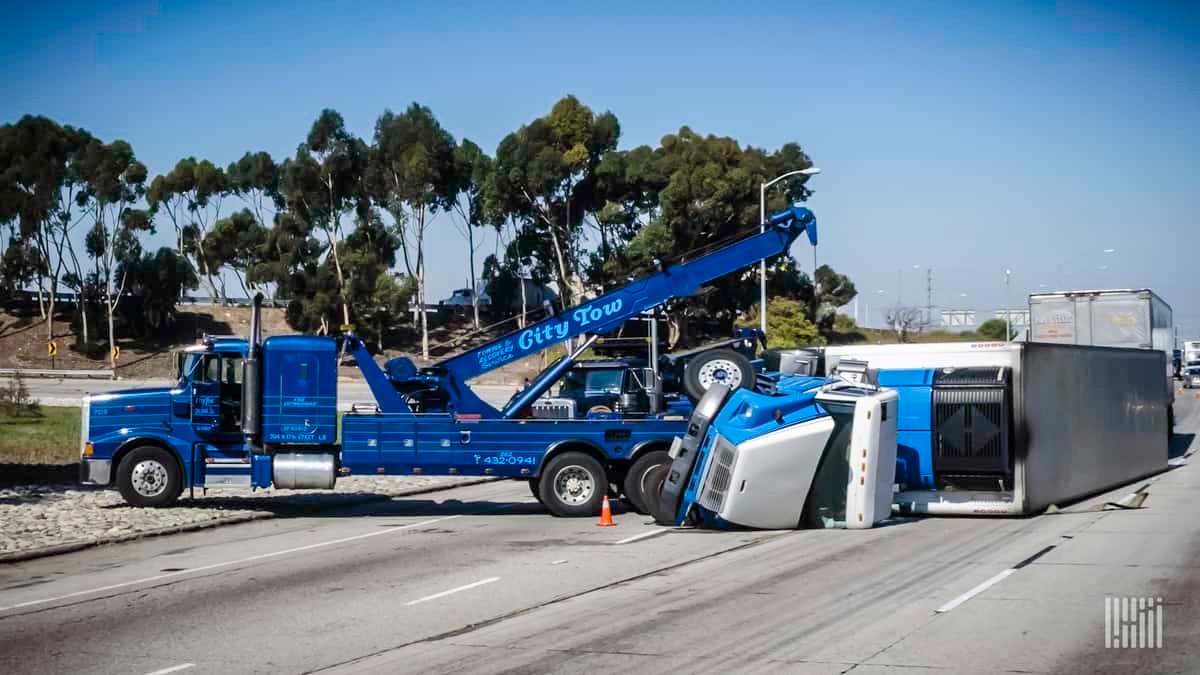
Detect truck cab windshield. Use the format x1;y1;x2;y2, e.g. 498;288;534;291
178;353;203;383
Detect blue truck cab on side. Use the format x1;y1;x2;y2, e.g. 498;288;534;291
78;205;821;517
80;336;255;505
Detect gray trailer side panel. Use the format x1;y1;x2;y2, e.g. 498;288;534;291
1020;343;1167;513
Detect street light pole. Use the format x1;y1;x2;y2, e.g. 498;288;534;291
1004;268;1013;341
760;167;821;336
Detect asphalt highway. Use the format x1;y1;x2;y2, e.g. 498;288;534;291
1;394;1197;674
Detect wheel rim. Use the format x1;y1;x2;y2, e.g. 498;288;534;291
553;465;595;506
697;359;743;389
130;459;169;498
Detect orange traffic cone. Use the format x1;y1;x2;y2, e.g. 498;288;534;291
596;495;616;527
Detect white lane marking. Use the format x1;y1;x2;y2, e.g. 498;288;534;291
613;529;669;545
0;515;463;614
143;664;195;675
935;568;1016;613
403;577;501;606
551;559;568;565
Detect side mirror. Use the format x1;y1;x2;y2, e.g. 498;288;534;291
175;352;186;380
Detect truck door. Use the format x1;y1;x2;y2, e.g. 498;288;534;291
191;354;222;434
192;353;243;436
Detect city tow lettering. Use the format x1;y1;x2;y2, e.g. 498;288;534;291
516;298;624;351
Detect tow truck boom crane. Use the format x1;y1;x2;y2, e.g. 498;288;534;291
366;206;818;418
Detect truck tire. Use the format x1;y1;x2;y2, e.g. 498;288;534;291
642;462;675;525
527;478;545;505
116;445;182;508
683;348;754;402
623;449;671;515
538;451;607;517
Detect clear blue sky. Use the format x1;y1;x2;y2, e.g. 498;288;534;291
4;0;1198;334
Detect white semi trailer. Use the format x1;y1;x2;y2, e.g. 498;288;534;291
1028;289;1174;426
822;341;1169;516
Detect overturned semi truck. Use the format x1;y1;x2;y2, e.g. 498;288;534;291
650;341;1170;528
646;361;900;530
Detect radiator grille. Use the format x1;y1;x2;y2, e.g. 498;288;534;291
531;398;576;419
932;385;1010;477
698;437;737;514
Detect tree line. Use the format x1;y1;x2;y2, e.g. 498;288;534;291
0;96;857;366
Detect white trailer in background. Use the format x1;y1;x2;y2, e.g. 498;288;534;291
1028;289;1174;423
1183;340;1200;368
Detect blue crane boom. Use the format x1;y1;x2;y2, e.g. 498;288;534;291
371;206;818;418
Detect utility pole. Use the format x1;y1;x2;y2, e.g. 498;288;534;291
925;267;934;328
1004;268;1013;341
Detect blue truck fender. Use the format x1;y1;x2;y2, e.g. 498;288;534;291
534;439;610;478
628;439;672;464
104;434;192;486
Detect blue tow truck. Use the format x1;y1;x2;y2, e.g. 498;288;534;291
79;206;819;516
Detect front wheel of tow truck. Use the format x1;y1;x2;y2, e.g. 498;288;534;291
538;452;607;517
115;445;182;508
623;449;671;514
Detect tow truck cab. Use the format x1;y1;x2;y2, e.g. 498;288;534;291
80;335;339;506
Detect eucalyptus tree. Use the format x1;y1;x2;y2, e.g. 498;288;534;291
147;157;229;301
118;247;198;333
491;96;620;308
76;139;152;368
450;139;496;329
369;103;457;359
226;151;280;226
205;209;268;299
225;151;280;301
279;109;369;332
0;116;93;340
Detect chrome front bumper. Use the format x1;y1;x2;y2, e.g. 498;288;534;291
79;459;112;485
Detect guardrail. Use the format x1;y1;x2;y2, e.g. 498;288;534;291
0;368;114;380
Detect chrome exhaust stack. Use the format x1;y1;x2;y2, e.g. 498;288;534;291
241;293;264;439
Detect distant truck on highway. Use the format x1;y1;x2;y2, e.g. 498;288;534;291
1029;289;1175;426
1183;340;1200;369
1182;341;1200;389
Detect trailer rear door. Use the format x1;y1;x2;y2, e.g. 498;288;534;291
1088;293;1152;349
1029;296;1079;343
